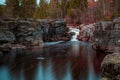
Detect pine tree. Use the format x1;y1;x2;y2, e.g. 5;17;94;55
67;0;88;23
21;0;36;18
35;0;48;19
49;0;60;18
60;0;68;18
6;0;14;17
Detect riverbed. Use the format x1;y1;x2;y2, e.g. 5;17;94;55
0;41;108;80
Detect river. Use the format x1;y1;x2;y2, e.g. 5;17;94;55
0;41;108;80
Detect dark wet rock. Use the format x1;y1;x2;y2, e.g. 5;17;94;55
101;53;120;80
0;51;2;54
0;43;12;52
40;19;69;41
0;31;15;43
0;18;68;49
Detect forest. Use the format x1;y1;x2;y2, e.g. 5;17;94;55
0;0;120;24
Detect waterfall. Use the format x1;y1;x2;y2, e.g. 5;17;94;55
69;28;80;41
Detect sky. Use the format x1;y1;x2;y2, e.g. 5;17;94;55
0;0;5;5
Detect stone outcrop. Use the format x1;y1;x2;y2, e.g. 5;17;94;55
78;24;95;42
101;52;120;80
95;17;120;80
93;17;120;51
0;18;68;51
0;20;16;51
38;19;69;41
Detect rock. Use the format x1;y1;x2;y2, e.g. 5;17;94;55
93;17;120;50
101;21;113;30
113;17;120;23
0;18;69;48
79;24;95;42
0;31;15;43
94;21;102;30
115;39;120;46
28;27;36;32
0;43;12;52
0;51;2;55
101;53;120;80
31;39;43;46
114;23;120;30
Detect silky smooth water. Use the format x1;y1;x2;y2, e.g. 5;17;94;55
69;28;80;41
0;41;107;80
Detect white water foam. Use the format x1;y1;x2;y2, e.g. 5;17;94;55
69;28;80;41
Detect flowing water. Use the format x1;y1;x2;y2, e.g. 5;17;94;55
0;41;108;80
69;28;80;41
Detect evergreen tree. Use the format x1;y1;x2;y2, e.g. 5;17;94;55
49;0;60;18
60;0;68;18
6;0;21;18
67;0;88;23
6;0;14;17
21;0;36;18
35;0;48;19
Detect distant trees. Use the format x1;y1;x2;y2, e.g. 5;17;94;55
67;0;88;24
114;0;120;16
21;0;36;18
6;0;14;17
0;0;119;23
5;0;36;18
60;0;68;18
49;0;61;18
35;0;48;19
0;5;5;17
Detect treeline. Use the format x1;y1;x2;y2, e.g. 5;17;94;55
0;0;120;24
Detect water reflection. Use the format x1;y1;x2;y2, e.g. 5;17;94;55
0;66;11;80
0;41;107;80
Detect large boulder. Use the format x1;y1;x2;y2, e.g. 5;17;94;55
101;52;120;80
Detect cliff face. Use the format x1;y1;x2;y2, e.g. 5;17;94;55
93;17;120;51
0;18;68;51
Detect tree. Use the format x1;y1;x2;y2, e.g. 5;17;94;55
6;0;21;18
114;0;120;17
35;0;49;19
60;0;68;18
67;0;88;24
49;0;61;18
0;5;5;17
6;0;14;17
21;0;36;18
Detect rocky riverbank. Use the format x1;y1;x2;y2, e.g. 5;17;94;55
93;17;120;51
101;49;120;80
72;17;120;52
92;17;120;80
0;18;69;52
